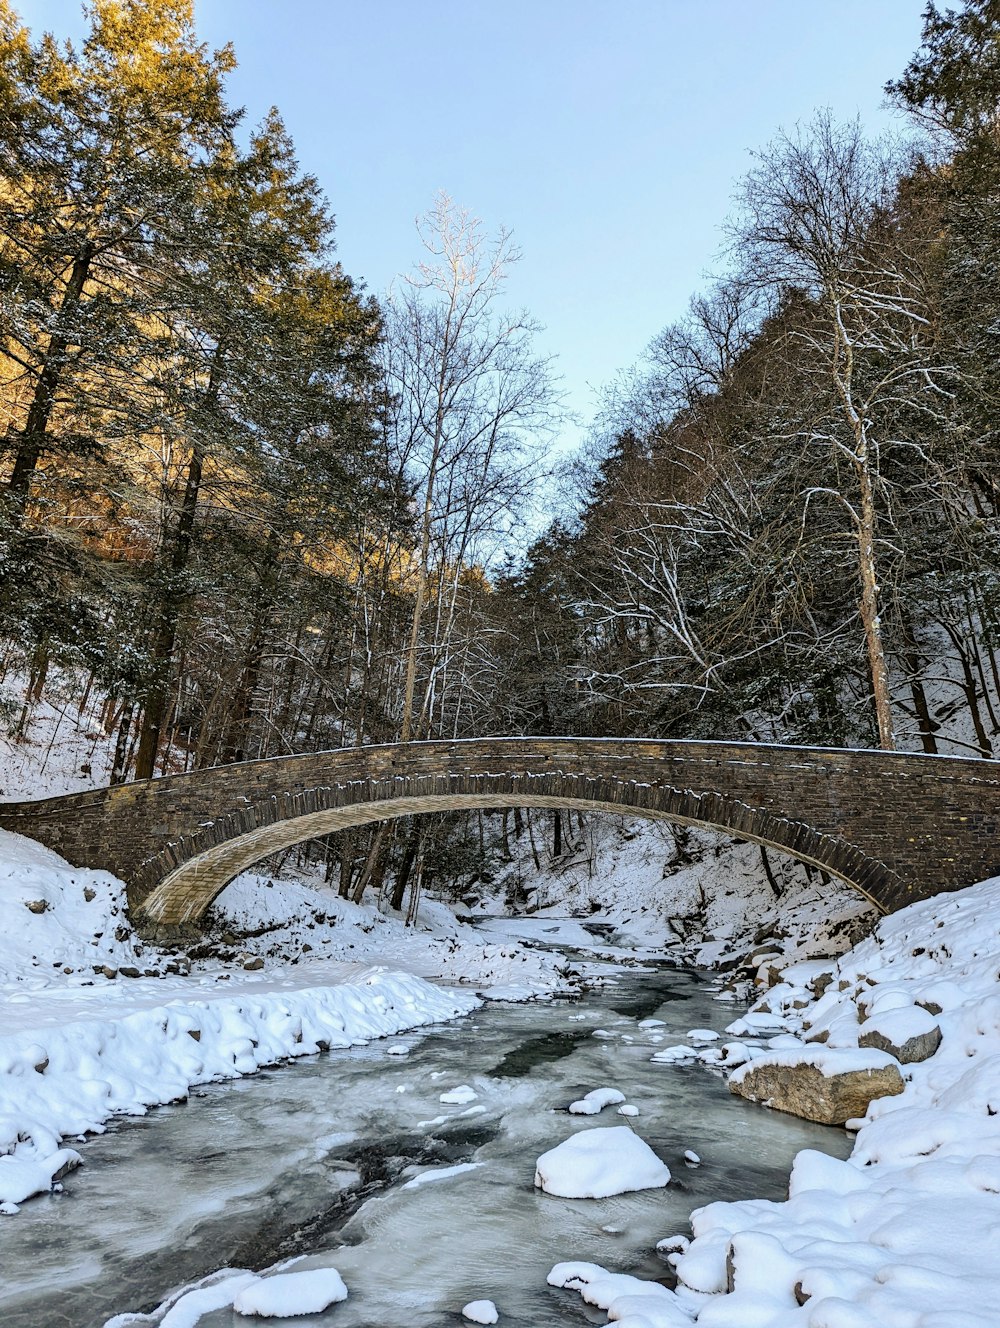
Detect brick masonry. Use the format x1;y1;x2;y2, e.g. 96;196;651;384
2;738;999;930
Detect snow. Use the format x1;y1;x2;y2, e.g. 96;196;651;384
0;1146;80;1207
548;1263;694;1327
726;1044;900;1085
0;803;612;1215
568;1086;626;1114
650;1044;699;1063
105;1270;261;1328
401;1161;484;1189
7;699;1000;1324
440;1083;478;1104
461;1299;499;1324
857;1002;939;1044
534;1126;671;1198
0;965;478;1207
232;1267;348;1317
479;812;878;975
105;1266;349;1325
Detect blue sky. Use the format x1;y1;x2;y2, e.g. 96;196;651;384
23;1;928;453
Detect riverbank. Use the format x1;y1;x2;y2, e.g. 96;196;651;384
555;873;1000;1327
0;826;576;1211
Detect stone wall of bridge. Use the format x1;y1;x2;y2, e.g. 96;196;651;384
2;739;999;928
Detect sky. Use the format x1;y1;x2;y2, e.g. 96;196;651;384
22;0;930;457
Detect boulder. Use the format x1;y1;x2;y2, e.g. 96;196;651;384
858;1006;941;1064
728;1048;904;1125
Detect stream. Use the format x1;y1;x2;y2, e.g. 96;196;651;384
0;942;852;1327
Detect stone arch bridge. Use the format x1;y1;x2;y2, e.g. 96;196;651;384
2;738;999;934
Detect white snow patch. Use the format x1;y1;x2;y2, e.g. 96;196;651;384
534;1126;671;1198
461;1299;499;1324
439;1084;478;1104
568;1086;626;1115
232;1267;348;1317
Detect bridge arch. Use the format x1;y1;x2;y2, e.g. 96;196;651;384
135;769;902;926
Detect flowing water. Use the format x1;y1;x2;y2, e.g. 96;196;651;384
0;950;852;1327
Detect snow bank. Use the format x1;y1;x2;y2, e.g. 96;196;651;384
555;874;1000;1327
0;829;171;986
0;824;577;1212
0;970;477;1209
482;813;877;974
534;1126;671;1198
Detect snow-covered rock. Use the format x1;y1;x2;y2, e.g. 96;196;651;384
461;1299;499;1324
232;1267;348;1317
0;1146;81;1206
440;1084;478;1104
568;1086;625;1115
858;1004;942;1063
548;1262;693;1327
728;1046;905;1124
534;1126;671;1198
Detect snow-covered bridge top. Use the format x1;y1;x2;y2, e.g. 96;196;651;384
2;738;998;934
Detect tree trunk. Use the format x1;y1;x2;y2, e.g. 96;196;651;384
391;820;421;911
759;844;781;899
110;703;135;785
351;822;389;904
899;621;938;755
854;457;895;749
6;245;94;519
338;831;356;898
134;442;204;780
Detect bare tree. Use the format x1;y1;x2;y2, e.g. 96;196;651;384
384;193;562;743
733;113;947;749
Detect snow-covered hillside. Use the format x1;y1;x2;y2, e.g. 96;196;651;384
483;814;877;983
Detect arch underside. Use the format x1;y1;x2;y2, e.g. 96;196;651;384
135;775;900;925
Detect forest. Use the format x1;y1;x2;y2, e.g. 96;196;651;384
2;0;1000;910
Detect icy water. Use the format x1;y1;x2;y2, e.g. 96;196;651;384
0;955;852;1328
